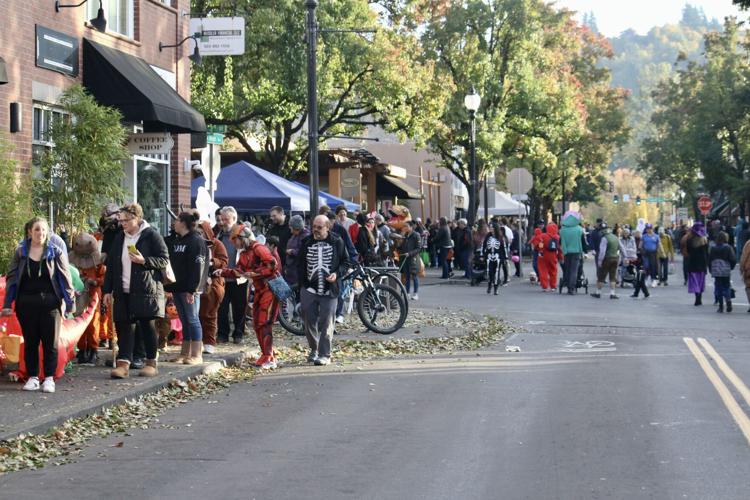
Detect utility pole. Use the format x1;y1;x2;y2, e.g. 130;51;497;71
305;0;320;215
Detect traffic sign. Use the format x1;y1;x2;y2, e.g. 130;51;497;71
207;124;227;134
206;132;224;145
677;207;689;220
506;168;533;195
697;196;713;215
511;194;528;201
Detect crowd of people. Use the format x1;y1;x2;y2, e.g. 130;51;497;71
3;201;750;394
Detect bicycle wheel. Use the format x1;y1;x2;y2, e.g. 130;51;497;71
373;271;409;309
278;287;305;336
357;284;407;334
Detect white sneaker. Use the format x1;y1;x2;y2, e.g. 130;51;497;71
42;378;55;393
411;294;419;301
23;377;40;391
203;344;215;354
314;356;331;366
261;359;277;370
335;315;344;324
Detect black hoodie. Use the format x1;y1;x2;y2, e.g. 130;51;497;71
164;230;208;294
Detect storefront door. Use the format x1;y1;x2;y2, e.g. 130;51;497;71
126;155;170;235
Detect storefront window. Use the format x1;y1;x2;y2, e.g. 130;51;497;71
124;154;170;235
87;0;134;39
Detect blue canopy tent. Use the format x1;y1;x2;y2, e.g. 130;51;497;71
191;161;324;214
292;181;360;212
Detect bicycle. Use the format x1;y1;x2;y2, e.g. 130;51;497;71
278;263;407;336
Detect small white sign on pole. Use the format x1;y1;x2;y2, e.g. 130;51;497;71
189;17;245;56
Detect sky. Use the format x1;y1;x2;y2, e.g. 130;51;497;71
553;0;744;37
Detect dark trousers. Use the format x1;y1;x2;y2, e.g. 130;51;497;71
218;280;248;341
439;247;451;278
116;318;158;362
643;251;658;281
632;269;650;297
659;257;669;283
16;305;60;379
715;276;732;303
563;253;581;292
460;249;471;278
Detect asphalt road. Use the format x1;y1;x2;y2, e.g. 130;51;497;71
2;258;750;499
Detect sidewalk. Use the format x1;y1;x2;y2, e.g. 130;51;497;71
0;303;483;441
0;350;243;442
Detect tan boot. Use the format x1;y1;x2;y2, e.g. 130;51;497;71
173;341;190;364
184;341;203;365
110;360;130;379
139;359;158;377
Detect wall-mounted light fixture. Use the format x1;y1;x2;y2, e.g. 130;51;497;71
159;34;202;65
55;0;107;33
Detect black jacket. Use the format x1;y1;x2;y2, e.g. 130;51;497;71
103;225;169;321
164;230;209;294
298;232;348;297
267;222;292;265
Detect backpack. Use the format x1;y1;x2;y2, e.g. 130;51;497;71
547;237;558;252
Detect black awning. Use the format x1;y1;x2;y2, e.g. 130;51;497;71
377;175;423;199
0;57;8;85
82;39;205;134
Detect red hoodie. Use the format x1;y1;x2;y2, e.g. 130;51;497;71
539;223;562;261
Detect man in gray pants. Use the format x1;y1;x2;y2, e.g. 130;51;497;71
298;215;348;366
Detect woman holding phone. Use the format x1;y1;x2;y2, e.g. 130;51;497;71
103;203;169;378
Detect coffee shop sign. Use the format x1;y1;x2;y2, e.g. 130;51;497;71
127;133;174;155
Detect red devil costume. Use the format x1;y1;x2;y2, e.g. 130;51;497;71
536;223;562;291
220;225;280;368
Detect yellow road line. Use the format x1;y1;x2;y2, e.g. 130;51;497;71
697;337;750;408
683;337;750;446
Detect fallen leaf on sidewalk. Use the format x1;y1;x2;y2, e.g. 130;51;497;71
111;442;124;448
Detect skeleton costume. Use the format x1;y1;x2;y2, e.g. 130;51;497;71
482;230;508;295
298;232;347;361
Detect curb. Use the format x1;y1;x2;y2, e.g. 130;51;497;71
0;353;242;442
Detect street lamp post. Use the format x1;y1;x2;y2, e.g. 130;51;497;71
464;87;480;226
305;0;320;216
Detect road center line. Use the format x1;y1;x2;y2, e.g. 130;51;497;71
683;337;750;446
697;338;750;407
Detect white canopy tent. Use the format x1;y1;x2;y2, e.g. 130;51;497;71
478;190;528;216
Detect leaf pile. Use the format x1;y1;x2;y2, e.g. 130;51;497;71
274;317;510;365
0;367;254;475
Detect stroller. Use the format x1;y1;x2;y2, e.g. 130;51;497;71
469;249;486;286
619;262;637;288
558;258;589;294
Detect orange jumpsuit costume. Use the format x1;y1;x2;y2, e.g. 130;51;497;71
221;240;280;365
198;221;228;347
537;223;562;290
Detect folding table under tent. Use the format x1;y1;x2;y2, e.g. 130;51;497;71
191;161;325;214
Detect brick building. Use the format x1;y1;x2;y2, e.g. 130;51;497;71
0;0;205;234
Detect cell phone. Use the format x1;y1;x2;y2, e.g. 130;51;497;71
127;244;137;254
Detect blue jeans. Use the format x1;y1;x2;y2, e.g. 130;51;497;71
174;293;203;342
461;249;471;278
404;274;419;294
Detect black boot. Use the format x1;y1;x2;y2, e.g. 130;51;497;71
493;285;498;295
694;293;702;306
726;300;732;313
487;283;492;294
76;348;88;364
717;298;724;313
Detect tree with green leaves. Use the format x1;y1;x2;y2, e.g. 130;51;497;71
0;136;32;273
639;20;750;216
416;0;627;223
36;85;128;233
191;0;445;175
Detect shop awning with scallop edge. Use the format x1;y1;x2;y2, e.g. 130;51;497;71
377;174;424;199
82;39;206;134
